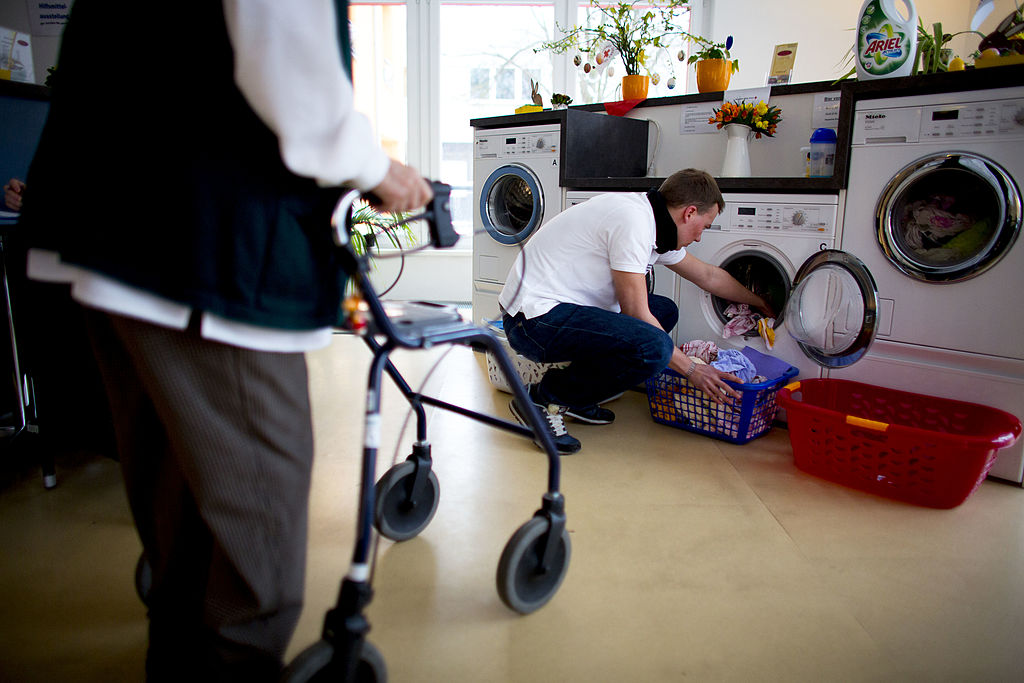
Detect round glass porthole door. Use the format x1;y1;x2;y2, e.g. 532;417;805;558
479;163;545;245
876;152;1022;283
785;250;878;369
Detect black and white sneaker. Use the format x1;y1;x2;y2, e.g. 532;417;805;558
509;394;582;455
565;403;615;425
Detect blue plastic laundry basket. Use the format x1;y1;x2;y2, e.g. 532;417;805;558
646;355;798;445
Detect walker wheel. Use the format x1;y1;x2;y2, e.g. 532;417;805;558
496;516;571;614
279;638;387;683
373;460;440;541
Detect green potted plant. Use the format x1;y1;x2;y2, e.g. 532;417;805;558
538;0;694;100
913;20;985;74
687;34;739;92
349;201;415;256
550;93;573;109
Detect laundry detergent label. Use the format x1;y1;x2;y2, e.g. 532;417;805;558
858;0;911;76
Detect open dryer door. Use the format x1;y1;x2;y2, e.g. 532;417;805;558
784;249;879;369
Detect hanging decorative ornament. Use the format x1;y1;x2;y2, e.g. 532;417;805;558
651;72;661;85
592;42;618;76
583;62;592;74
667;75;677;89
677;49;686;62
574;54;582;67
607;65;614;77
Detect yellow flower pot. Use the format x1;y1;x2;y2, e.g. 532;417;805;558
621;74;650;100
695;59;732;93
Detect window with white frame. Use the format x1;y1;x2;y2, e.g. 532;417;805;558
349;0;696;248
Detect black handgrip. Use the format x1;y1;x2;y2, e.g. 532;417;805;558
425;182;457;249
357;181;456;249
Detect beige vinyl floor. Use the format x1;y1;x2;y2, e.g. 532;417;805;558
2;331;1023;682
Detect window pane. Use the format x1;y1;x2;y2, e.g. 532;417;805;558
349;4;408;163
440;3;557;239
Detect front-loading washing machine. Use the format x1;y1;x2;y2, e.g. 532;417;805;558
674;193;844;384
829;86;1024;484
472;125;562;325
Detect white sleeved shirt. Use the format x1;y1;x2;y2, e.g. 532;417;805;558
27;0;390;352
498;193;687;319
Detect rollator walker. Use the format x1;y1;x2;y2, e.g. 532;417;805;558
280;183;571;682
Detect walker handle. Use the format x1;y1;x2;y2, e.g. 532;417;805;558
331;182;456;249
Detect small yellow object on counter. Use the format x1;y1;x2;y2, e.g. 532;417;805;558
975;53;1024;68
947;57;965;71
514;105;543;114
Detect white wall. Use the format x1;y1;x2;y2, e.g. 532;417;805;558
630;91;827;178
366;249;472;304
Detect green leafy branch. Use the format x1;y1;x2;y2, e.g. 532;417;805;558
538;0;695;76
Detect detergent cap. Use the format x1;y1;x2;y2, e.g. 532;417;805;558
810;128;837;143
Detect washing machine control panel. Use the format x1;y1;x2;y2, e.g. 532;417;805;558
854;97;1024;144
919;98;1024;140
710;202;836;236
475;129;560;159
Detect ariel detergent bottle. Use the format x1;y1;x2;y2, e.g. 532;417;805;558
855;0;917;79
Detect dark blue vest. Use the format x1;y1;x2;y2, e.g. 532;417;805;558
20;0;353;330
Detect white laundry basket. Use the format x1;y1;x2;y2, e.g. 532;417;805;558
483;321;567;394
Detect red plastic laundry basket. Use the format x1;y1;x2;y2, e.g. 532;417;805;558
777;379;1022;509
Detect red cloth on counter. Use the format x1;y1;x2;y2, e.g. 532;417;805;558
604;99;645;116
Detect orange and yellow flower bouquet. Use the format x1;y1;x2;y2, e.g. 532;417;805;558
709;100;782;139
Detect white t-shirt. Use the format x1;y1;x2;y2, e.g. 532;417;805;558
499;193;687;319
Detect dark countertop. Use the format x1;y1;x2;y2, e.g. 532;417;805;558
472;64;1024;194
0;79;50;101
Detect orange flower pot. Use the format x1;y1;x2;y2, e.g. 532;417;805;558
621;74;650;100
695;59;732;93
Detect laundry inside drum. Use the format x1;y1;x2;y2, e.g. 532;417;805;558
890;166;1000;271
711;251;790;336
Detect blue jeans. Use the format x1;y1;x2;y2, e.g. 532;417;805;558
503;294;678;409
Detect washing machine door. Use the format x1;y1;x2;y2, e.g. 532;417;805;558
784;249;878;368
479;163;546;245
876;152;1022;283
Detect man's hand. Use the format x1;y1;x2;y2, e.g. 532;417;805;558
3;178;25;212
368;161;433;214
752;294;775;319
687;362;742;404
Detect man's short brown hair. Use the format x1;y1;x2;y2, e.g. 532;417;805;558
659;169;724;214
